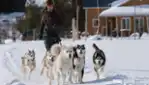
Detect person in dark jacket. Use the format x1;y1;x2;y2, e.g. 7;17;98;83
39;3;61;51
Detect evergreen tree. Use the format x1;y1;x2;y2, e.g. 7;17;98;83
16;0;85;34
16;2;42;33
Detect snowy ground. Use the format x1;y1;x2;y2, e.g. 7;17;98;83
1;36;149;85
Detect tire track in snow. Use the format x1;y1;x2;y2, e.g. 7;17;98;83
3;46;48;85
3;47;26;85
6;79;25;85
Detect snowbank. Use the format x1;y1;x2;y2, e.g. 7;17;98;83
3;39;22;44
4;39;13;44
141;32;149;39
87;35;103;41
1;39;149;85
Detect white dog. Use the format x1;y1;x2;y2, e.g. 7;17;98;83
72;44;86;84
51;45;74;85
21;49;36;80
40;43;61;78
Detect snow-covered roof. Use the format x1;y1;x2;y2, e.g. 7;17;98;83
99;5;149;17
111;0;130;7
0;12;25;23
8;12;25;18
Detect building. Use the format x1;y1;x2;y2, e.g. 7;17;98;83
100;0;149;37
83;0;115;35
84;0;149;36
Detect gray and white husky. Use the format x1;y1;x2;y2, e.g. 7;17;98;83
21;49;36;80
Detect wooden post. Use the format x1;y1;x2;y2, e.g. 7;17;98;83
95;17;99;35
72;18;76;41
76;0;79;40
110;19;113;40
134;5;137;39
148;18;149;33
116;17;119;38
33;29;36;40
85;9;88;33
105;17;108;37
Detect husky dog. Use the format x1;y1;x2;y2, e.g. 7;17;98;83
52;45;74;85
92;43;106;80
40;43;61;78
72;44;85;84
40;51;55;78
76;44;86;78
21;49;36;80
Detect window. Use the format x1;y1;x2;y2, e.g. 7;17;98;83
134;17;144;32
92;18;100;28
121;17;130;30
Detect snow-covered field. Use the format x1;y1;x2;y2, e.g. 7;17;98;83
1;37;149;85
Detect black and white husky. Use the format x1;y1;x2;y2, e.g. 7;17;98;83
72;44;85;84
92;43;106;80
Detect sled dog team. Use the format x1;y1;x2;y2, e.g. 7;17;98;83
21;43;106;85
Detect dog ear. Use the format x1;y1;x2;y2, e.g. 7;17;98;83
28;49;31;53
32;50;35;55
76;44;80;48
82;44;85;49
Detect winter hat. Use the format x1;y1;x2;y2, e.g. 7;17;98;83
46;0;54;7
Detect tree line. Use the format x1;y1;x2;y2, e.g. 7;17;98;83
1;0;85;36
0;0;26;13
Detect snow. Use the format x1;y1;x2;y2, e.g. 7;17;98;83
0;37;149;85
4;39;14;44
129;32;140;38
3;39;22;44
100;5;149;17
7;12;25;18
0;12;25;24
141;33;149;39
87;35;103;41
111;0;130;7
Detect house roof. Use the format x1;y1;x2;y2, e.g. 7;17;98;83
110;0;130;7
83;0;115;8
99;5;149;17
